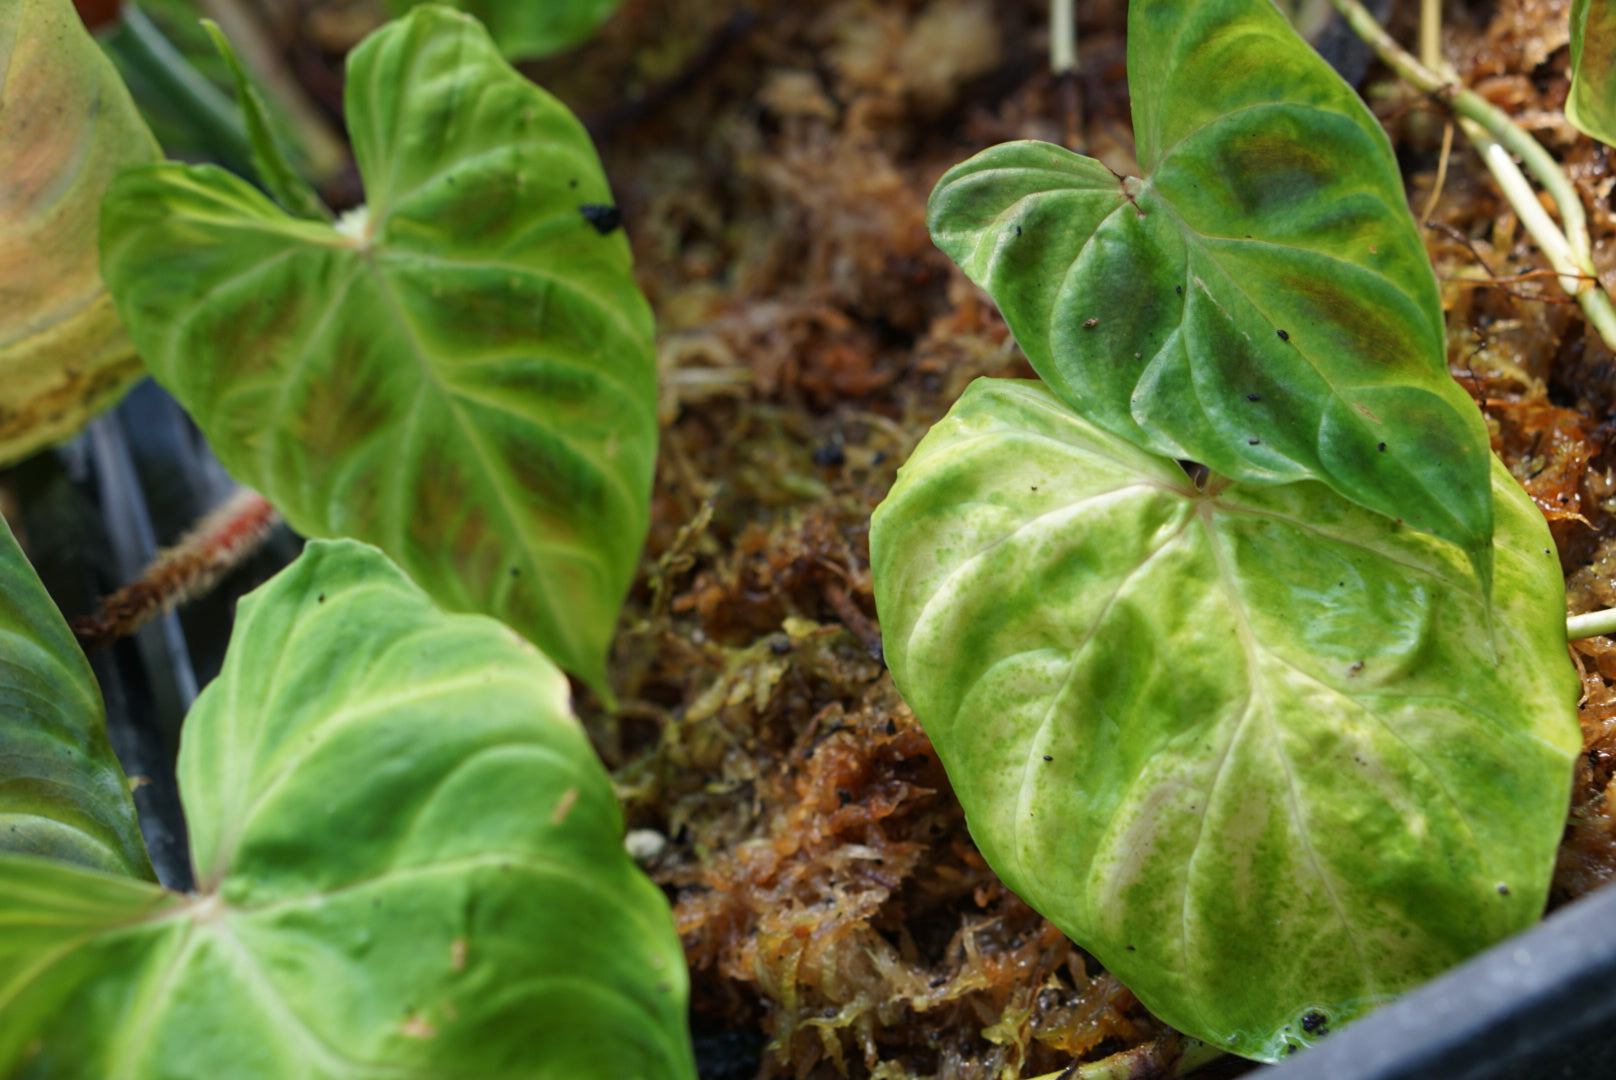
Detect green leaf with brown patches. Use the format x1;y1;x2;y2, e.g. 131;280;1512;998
927;0;1493;581
0;510;153;880
382;0;624;59
1570;0;1616;147
99;5;656;694
0;540;695;1079
871;378;1578;1062
0;0;158;467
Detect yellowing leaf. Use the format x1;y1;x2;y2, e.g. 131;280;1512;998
0;0;157;464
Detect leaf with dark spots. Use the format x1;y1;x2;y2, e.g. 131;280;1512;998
926;0;1493;579
872;379;1577;1063
100;7;656;694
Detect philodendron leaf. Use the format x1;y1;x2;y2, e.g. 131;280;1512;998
871;378;1579;1062
383;0;623;59
0;0;157;466
101;5;656;695
0;512;153;880
928;0;1494;579
1569;0;1616;147
0;539;696;1080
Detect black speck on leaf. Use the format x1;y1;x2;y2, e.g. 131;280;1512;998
569;178;578;188
1015;224;1023;237
1042;754;1053;761
1247;393;1261;401
1247;437;1260;445
1498;883;1511;895
579;204;622;235
1276;329;1289;341
1301;1012;1329;1035
317;593;326;603
1175;285;1183;294
1377;442;1387;452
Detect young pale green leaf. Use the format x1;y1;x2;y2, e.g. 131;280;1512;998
0;539;696;1080
101;5;657;695
871;378;1578;1062
1569;0;1616;146
201;19;331;222
928;0;1493;578
0;513;153;880
0;0;157;466
382;0;623;59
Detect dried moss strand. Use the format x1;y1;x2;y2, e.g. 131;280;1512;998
1328;0;1616;351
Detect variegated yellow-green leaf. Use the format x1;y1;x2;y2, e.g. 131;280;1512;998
0;0;157;466
0;511;152;879
0;540;696;1079
871;378;1578;1061
100;6;657;694
1570;0;1616;147
929;0;1493;584
383;0;623;59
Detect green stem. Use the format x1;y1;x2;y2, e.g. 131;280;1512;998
1327;0;1616;349
1568;608;1616;641
1051;0;1076;75
100;3;254;176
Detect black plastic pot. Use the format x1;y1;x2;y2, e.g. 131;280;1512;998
1260;880;1616;1080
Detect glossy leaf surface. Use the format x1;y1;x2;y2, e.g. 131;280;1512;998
928;0;1493;574
0;0;156;466
383;0;623;59
0;540;696;1080
1570;0;1616;147
101;5;657;693
0;513;152;879
871;379;1578;1062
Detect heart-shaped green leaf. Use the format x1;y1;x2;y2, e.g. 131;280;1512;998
0;512;152;880
1570;0;1616;147
871;378;1578;1062
100;5;657;694
382;0;624;59
928;0;1493;579
0;0;157;466
0;539;696;1080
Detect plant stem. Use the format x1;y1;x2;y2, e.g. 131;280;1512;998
1050;0;1076;75
1327;0;1616;350
73;488;281;649
1568;608;1616;641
